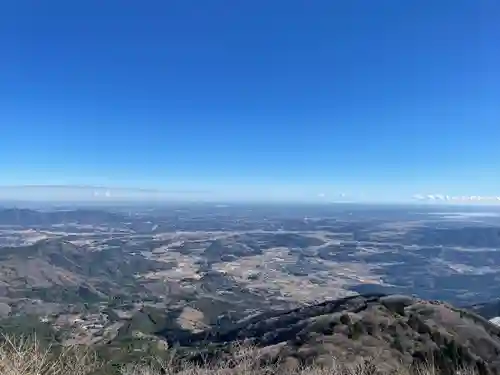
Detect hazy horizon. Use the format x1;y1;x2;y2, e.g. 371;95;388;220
1;184;500;207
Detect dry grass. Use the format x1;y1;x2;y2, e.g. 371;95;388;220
0;334;478;375
0;334;98;375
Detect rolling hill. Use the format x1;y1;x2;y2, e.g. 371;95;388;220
143;294;500;375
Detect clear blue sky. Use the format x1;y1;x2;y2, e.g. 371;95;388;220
1;1;499;202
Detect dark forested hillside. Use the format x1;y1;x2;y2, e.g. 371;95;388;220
152;294;500;375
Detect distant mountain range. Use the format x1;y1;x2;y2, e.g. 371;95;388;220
0;207;125;226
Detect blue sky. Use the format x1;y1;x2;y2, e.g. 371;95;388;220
1;1;499;202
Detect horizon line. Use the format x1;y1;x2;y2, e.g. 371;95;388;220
0;184;212;194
